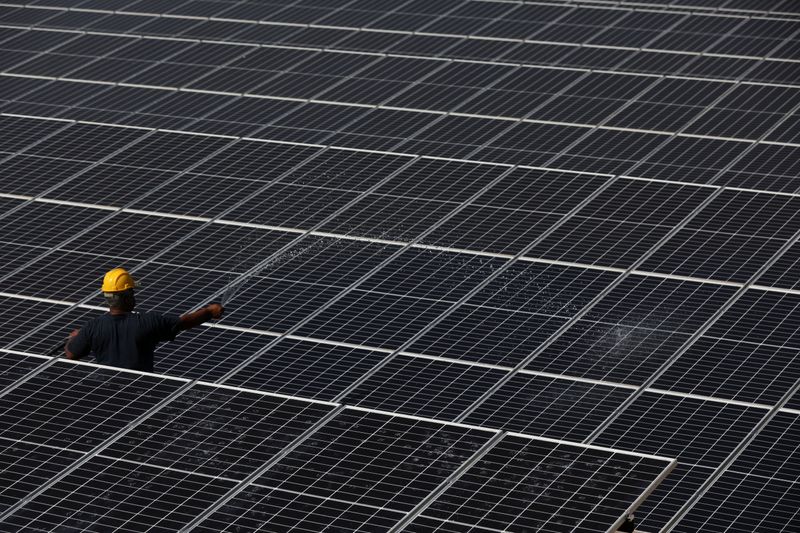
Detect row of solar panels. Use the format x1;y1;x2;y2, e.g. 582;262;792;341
1;119;799;284
1;114;800;530
2;25;800;140
0;354;677;532
1;3;800;83
1;0;798;59
2;2;799;531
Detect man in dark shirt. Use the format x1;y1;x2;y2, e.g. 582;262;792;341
66;267;225;372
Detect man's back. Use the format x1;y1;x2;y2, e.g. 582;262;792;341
68;311;181;372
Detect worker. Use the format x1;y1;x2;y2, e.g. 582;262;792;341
65;267;225;372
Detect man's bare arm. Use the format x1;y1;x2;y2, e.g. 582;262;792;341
178;303;225;331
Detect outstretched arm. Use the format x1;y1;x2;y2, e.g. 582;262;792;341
178;303;225;331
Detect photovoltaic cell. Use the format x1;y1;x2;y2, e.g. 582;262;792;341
153;327;271;382
193;485;404;532
410;305;568;367
0;154;90;196
528;180;715;268
131;174;279;219
9;52;95;78
45;164;179;207
0;241;49;280
468;263;619;317
632;137;747;184
593;392;765;468
401;117;512;159
71;211;204;260
0;352;46;391
463;373;633;441
360;250;507;302
404;516;500;533
192;140;321;181
129;263;233;316
472;122;587;167
423;206;562;255
0;297;70;348
423;435;673;533
318;158;508;240
223;183;360;229
344;355;507;420
729;412;800;481
722;144;800;193
154;224;297;273
758;242;800;290
0;361;184;448
410;262;618;366
706;290;800;350
225;337;387;400
0;197;26;215
258;238;400;289
528;276;738;383
104;384;335;479
642;229;786;283
12;306;106;356
2;455;237;532
2;249;141;301
23;122;147;161
684;190;800;240
634;463;715;532
105;131;232;171
672;472;800;533
0;438;82;515
295;290;453;350
257;409;494;511
222;277;343;333
0;202;112;250
652;337;800;405
436;188;592;245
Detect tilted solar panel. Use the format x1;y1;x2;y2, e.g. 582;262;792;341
1;1;799;531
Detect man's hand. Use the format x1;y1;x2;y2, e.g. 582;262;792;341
64;329;80;359
178;303;226;331
206;303;225;319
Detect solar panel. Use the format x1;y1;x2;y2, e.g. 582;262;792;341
1;1;799;531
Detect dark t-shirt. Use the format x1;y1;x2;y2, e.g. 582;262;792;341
68;311;182;372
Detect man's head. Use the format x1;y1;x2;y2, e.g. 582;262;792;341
105;288;136;311
102;268;138;312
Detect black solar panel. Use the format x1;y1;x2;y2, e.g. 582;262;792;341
1;1;799;531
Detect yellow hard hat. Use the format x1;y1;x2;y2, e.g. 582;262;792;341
101;267;138;293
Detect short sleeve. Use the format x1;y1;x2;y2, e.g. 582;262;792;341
147;312;182;342
67;324;92;358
